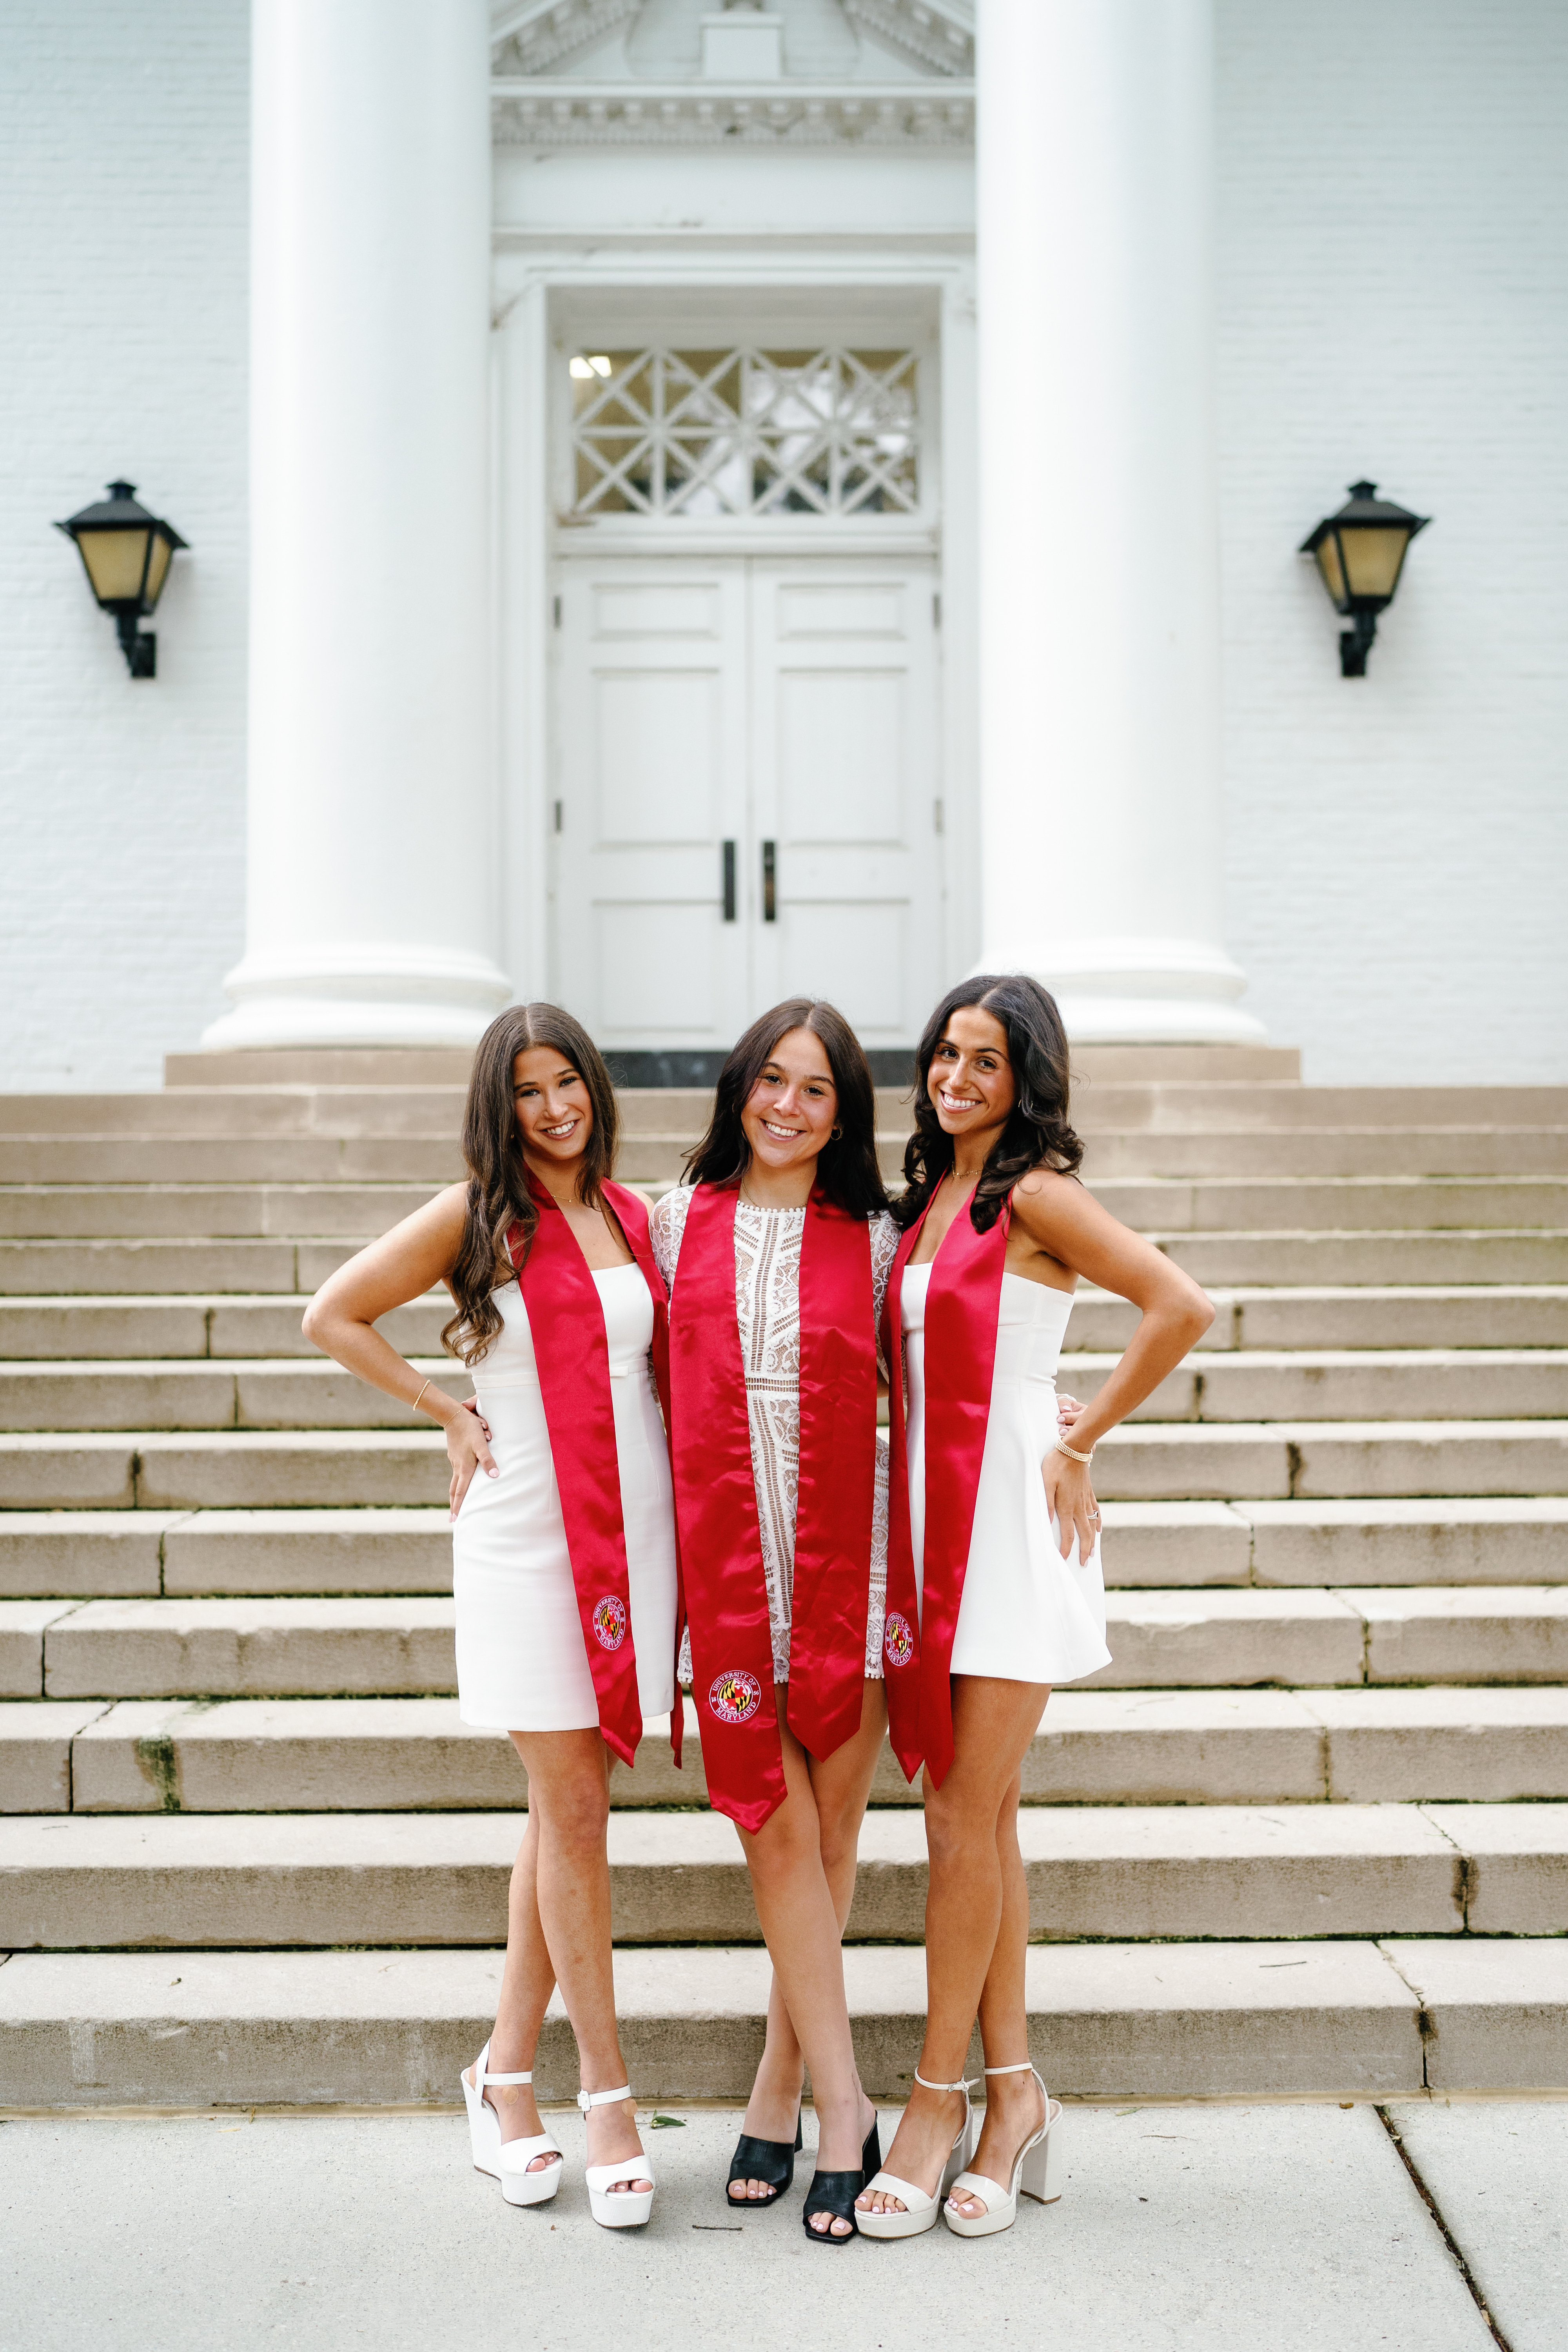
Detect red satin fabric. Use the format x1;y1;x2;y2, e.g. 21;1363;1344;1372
880;1186;1011;1788
505;1175;675;1770
667;1182;877;1833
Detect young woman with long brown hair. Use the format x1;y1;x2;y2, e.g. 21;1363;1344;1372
301;1003;677;2230
857;974;1214;2243
650;998;897;2243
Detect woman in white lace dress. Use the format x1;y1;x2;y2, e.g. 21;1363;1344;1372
651;999;897;2243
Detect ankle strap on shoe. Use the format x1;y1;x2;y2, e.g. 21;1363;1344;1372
982;2062;1035;2077
913;2071;973;2095
478;2067;532;2086
577;2084;633;2112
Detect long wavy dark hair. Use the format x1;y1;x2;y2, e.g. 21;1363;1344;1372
441;1003;619;1365
893;973;1083;1233
683;997;889;1220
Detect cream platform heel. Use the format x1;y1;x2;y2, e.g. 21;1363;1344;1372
855;2072;975;2241
461;2043;563;2207
944;2061;1063;2238
578;2084;655;2229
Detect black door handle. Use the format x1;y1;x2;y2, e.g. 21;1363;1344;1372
722;839;737;922
762;839;776;922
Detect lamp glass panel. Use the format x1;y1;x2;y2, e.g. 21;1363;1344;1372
1313;533;1347;608
76;526;151;604
1340;524;1410;601
143;533;174;608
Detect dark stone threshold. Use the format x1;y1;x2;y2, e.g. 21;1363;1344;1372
604;1049;918;1090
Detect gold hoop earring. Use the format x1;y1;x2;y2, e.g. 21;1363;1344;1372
830;1125;843;1140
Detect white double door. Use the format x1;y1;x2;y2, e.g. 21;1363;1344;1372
552;554;944;1054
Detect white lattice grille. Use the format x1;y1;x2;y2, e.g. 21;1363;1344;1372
566;347;921;517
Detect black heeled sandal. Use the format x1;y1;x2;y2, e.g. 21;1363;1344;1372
725;2107;803;2208
802;2112;881;2245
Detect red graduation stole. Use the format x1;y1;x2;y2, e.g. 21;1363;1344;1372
505;1174;678;1772
880;1184;1010;1789
668;1181;877;1834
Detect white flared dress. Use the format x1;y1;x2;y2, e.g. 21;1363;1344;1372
900;1263;1111;1686
651;1187;898;1686
451;1265;678;1730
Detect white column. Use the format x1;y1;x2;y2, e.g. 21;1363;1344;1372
203;0;510;1051
974;0;1263;1042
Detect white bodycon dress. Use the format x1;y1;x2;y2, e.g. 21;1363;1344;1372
451;1265;678;1730
900;1262;1111;1686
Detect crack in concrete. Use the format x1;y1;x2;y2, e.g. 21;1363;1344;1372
1375;2104;1516;2351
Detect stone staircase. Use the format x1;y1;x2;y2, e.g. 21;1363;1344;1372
2;1042;1566;2109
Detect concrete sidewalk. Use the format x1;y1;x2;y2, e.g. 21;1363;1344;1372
2;2099;1557;2352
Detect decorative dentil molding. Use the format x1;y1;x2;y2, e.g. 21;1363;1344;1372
491;0;640;80
492;77;973;144
842;0;972;77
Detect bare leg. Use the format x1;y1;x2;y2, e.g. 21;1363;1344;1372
464;1786;560;2172
857;1677;1049;2218
468;1727;648;2196
731;1678;888;2203
948;1759;1047;2220
735;1691;880;2234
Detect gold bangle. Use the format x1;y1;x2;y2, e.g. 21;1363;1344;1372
1054;1437;1094;1465
410;1378;433;1417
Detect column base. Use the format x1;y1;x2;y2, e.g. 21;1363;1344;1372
201;944;513;1052
973;937;1268;1046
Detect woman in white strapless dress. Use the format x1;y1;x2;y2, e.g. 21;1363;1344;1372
301;1003;672;2229
859;975;1217;2247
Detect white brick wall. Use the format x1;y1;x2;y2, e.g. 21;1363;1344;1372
0;0;249;1089
2;1;1564;1088
1216;0;1568;1082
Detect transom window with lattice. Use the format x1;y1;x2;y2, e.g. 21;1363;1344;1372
566;347;921;518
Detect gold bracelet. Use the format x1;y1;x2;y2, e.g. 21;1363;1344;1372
410;1378;432;1417
1054;1436;1094;1465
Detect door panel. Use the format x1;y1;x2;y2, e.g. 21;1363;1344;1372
552;554;942;1051
554;560;748;1047
751;559;941;1045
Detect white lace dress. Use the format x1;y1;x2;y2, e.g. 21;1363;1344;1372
650;1187;898;1685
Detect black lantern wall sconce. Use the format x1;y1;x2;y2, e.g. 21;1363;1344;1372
55;481;188;678
1300;481;1429;677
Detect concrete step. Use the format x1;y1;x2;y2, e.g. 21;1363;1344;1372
0;1089;469;1140
11;1935;1567;2103
6;1499;1563;1602
9;1349;1568;1432
1070;1348;1568;1423
5;1175;1566;1242
0;1239;312;1296
0;1293;448;1361
0;1136;467;1185
1082;1128;1568;1178
1082;1286;1568;1353
9;1285;1566;1361
2;1802;1560;1948
11;1684;1568;1815
1156;1231;1568;1284
11;1586;1564;1703
7;1419;1568;1512
0;1184;441;1241
1067;1084;1568;1133
0;1358;473;1433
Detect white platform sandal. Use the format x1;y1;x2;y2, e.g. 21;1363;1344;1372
461;2043;563;2207
854;2071;975;2240
578;2083;655;2229
944;2061;1063;2238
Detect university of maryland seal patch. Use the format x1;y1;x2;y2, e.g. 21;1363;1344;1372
591;1593;628;1651
882;1611;915;1669
708;1668;762;1724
